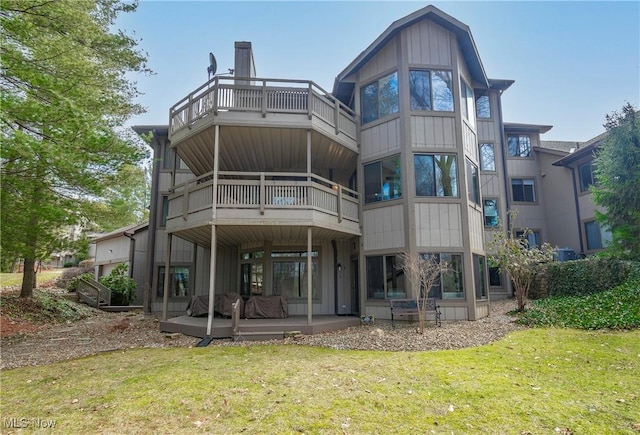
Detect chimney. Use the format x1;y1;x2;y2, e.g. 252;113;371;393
234;41;256;84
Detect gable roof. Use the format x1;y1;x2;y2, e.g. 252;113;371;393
92;223;149;243
333;5;489;103
552;131;608;167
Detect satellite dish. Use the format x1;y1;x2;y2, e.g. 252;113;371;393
207;52;217;78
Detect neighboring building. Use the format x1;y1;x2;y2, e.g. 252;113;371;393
133;5;608;328
92;223;149;304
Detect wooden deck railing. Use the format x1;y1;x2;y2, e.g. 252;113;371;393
77;277;112;308
168;171;359;224
169;77;357;140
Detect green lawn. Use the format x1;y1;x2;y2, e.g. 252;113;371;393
0;270;63;288
1;328;638;433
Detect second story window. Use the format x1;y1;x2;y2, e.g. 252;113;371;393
511;178;536;202
579;161;596;192
414;154;458;197
409;70;453;112
460;79;475;126
364;155;402;203
360;72;399;124
508;135;532;158
466;159;480;205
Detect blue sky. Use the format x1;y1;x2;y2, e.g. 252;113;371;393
119;1;640;142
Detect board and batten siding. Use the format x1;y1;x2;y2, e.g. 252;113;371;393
362;205;405;251
480;174;501;197
468;207;484;251
477;120;496;142
155;232;194;263
358;38;398;84
414;203;462;247
410;116;456;149
360;119;401;160
406;19;452;66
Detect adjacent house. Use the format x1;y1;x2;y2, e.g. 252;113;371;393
133;5;608;337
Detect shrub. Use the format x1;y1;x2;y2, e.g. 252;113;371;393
518;272;640;330
530;257;639;298
56;261;95;289
98;263;136;306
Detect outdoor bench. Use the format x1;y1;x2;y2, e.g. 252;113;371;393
389;298;441;328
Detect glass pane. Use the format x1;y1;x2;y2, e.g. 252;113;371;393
585;221;601;250
381;156;401;200
579;163;594;192
364;161;382;203
435;155;458;197
476;95;490;118
508;136;519;157
474;255;487;299
386;255;405;298
479;143;495;171
366;256;384;299
420;253;442;299
360;81;378;124
432;71;453;111
489;267;502;286
378;72;399;118
157;266;189;298
519;136;531;157
523;179;535;202
441;254;463;299
460;80;469;120
414;154;435;196
409;70;431;110
466;159;480;205
483;199;499;227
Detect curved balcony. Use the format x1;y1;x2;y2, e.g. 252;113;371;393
166;171;360;246
169;76;358;153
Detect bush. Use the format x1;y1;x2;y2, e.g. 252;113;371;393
56;261;95;289
98;263;136;306
518;272;640;330
530;257;639;298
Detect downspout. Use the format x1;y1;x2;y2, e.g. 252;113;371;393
568;166;585;255
496;90;511;231
145;131;162;314
332;239;339;315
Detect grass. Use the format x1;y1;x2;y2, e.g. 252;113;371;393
1;328;639;433
520;275;640;329
0;270;63;288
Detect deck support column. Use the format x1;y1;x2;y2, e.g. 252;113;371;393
307;226;312;325
162;233;173;321
206;224;217;336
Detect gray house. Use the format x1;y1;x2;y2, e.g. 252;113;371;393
134;5;609;337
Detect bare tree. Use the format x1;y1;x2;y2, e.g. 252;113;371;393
398;251;448;334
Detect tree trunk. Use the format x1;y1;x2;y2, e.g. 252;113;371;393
20;258;36;298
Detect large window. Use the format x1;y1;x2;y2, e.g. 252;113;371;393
508;135;532;158
460;79;475;126
422;253;464;300
414;154;458;197
466;159;480;205
364;155;401;203
483;198;499;227
579;162;596;192
157;266;190;298
366;254;405;300
473;255;487;300
479;143;495;171
240;250;264;297
475;93;491;118
360;72;399;124
409;70;454;112
272;251;318;300
584;221;612;250
511;178;536;202
489;266;502;287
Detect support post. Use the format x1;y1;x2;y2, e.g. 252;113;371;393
307;227;313;325
162;233;172;321
206;224;217;336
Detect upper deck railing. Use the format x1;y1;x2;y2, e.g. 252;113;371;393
169;77;357;141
